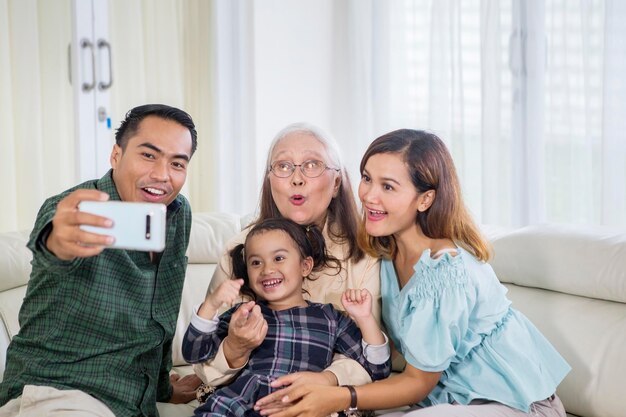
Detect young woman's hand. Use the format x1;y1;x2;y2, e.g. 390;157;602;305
270;370;338;390
341;288;373;321
255;384;348;417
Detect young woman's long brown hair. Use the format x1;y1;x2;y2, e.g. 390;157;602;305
358;129;491;262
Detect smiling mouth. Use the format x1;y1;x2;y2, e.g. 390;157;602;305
143;187;166;196
368;209;387;215
261;278;283;288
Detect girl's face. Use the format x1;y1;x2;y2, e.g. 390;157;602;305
269;132;341;228
245;229;313;310
358;152;425;239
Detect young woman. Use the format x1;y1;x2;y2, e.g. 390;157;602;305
255;129;570;417
182;218;390;416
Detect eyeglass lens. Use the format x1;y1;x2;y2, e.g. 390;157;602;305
271;160;327;178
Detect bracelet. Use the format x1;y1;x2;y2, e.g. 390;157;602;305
342;385;358;411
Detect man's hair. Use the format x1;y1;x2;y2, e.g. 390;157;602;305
115;104;198;155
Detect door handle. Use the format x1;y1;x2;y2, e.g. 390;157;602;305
97;39;113;90
81;38;96;92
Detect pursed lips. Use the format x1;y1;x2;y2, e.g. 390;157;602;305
289;194;305;206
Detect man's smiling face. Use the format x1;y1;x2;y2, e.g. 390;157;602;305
110;115;192;206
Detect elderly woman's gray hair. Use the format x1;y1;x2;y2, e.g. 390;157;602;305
265;122;348;184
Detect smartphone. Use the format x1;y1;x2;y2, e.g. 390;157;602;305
78;201;166;252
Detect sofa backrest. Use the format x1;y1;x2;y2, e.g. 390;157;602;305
491;224;626;303
490;224;626;417
0;230;32;380
171;212;246;366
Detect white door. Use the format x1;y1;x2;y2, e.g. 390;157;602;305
70;0;112;181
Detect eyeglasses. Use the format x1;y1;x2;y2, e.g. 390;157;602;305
269;160;340;178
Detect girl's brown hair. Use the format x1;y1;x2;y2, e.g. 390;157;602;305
230;218;340;301
357;129;491;262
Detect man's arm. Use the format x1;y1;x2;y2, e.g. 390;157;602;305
44;189;113;260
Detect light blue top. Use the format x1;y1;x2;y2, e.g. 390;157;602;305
381;247;570;412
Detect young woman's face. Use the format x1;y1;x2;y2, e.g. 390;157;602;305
268;132;341;228
245;229;313;310
358;152;422;238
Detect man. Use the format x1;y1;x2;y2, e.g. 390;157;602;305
0;104;201;416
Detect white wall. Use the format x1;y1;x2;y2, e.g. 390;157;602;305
254;0;336;147
250;0;369;204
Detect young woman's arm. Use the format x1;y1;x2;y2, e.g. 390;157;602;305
255;363;441;417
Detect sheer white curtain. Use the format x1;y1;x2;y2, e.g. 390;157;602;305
107;0;257;216
0;0;75;232
601;0;626;225
335;0;514;225
108;0;220;214
339;0;626;227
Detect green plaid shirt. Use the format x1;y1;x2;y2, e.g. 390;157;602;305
0;171;192;417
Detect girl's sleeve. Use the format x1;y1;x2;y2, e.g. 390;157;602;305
400;272;473;372
332;308;391;381
181;306;233;364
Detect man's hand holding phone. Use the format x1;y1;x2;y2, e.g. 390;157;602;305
46;189;167;260
78;200;166;252
46;189;114;260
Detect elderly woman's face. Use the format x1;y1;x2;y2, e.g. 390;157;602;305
269;132;341;227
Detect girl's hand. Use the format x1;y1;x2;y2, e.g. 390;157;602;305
198;278;244;319
223;301;268;368
341;288;373;321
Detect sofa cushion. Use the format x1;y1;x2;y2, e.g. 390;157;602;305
0;230;31;292
186;212;242;263
171;264;217;367
492;224;626;304
505;283;626;417
0;286;27;382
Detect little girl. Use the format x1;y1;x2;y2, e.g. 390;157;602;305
182;218;391;417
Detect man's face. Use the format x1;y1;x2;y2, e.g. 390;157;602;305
110;115;192;206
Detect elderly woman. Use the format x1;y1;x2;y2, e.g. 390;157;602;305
192;123;381;393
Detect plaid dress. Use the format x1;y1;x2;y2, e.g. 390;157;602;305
183;301;391;417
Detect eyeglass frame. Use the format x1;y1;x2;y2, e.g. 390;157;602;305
269;159;341;178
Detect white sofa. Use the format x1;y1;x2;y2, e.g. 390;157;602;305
1;213;625;417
